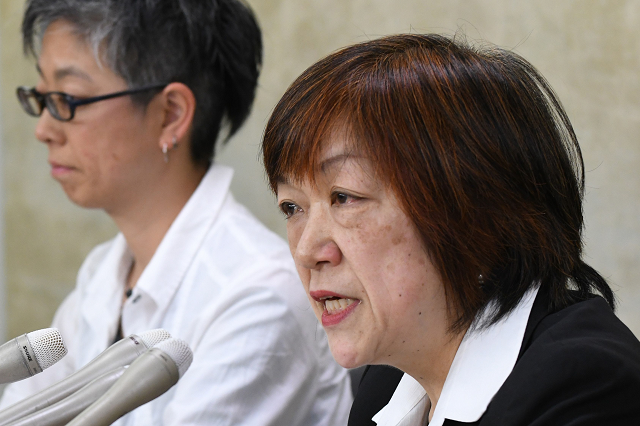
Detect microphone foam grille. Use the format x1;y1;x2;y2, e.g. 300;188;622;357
139;329;172;349
26;328;67;370
155;338;193;378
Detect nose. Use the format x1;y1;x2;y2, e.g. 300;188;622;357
292;205;342;270
34;109;64;145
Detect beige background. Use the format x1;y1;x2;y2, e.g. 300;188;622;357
0;0;639;339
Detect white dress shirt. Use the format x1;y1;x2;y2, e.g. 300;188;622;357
372;287;539;426
0;164;352;425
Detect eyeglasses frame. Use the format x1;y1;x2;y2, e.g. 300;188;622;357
16;83;168;122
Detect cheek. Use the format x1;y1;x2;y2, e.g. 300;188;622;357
294;264;311;290
94;122;154;174
359;219;431;304
286;223;300;254
286;217;306;258
73;141;102;175
348;220;404;270
295;266;321;317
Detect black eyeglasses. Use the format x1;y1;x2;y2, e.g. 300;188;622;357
16;84;167;122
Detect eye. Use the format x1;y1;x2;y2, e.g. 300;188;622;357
62;93;80;101
279;201;302;219
331;191;359;206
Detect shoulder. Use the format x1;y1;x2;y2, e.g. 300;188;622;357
183;194;320;344
521;296;640;381
175;167;294;286
481;296;640;425
213;193;291;259
196;193;300;293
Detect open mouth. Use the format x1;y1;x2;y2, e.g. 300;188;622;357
320;297;357;314
310;292;360;327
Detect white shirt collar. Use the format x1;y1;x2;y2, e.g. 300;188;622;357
373;286;539;426
80;164;234;339
133;164;233;307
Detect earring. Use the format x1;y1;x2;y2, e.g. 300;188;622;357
478;274;485;285
162;136;178;164
162;144;169;163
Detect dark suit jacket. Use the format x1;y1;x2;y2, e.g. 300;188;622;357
349;292;640;425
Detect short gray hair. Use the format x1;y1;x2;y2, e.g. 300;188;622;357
23;0;262;166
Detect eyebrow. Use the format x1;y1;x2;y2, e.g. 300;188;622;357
36;64;93;83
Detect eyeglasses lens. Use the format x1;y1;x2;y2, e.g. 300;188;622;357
46;93;72;121
17;88;43;117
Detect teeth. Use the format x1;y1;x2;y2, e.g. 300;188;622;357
324;298;355;314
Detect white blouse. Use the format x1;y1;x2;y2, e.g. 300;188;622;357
0;164;353;425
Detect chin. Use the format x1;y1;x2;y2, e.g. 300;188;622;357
328;342;367;369
66;194;99;209
62;187;102;209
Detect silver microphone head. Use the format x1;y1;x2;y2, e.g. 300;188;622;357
66;338;193;426
25;328;67;370
0;329;169;425
0;327;67;385
153;338;193;378
138;329;172;349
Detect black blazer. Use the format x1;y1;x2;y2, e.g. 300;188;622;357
349;292;640;425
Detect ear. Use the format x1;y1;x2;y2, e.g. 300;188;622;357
157;82;196;150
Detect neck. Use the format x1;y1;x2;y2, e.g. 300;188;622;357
110;162;207;288
397;325;467;423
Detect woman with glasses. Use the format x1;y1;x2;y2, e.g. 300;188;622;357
1;1;352;425
262;34;640;425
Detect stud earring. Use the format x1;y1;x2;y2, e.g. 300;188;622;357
478;274;485;285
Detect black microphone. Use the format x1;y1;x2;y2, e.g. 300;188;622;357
0;328;66;385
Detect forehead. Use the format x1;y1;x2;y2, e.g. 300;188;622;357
40;20;91;59
279;134;375;190
319;136;359;170
37;20;113;85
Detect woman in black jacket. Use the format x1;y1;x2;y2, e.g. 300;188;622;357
261;33;640;425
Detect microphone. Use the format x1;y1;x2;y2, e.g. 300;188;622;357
67;338;193;426
5;367;127;426
0;329;171;426
0;328;66;385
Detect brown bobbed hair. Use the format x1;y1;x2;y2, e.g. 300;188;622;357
261;33;613;331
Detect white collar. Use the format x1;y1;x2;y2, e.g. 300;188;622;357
131;163;233;309
81;164;234;337
373;286;539;426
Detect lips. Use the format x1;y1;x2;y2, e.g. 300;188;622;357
49;161;75;177
309;290;360;327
